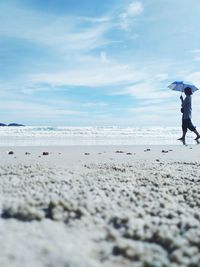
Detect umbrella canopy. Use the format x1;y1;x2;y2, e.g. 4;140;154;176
168;81;199;93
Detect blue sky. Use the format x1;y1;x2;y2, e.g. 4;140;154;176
1;0;200;126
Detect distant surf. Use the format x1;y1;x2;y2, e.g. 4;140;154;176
0;126;196;146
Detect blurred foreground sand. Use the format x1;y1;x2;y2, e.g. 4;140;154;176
0;145;200;267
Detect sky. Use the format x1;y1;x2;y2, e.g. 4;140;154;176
1;0;200;126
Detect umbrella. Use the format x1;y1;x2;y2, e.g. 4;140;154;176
168;81;199;93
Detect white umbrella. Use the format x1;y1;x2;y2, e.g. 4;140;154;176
168;81;199;93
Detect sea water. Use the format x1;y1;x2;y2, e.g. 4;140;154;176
0;126;196;146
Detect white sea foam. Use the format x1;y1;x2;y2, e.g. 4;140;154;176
0;126;195;146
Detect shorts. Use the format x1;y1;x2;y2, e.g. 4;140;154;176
182;118;196;132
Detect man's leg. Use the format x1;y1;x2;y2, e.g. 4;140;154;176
188;120;200;140
178;119;187;141
177;131;186;141
194;129;200;140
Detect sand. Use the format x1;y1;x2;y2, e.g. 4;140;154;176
0;145;200;267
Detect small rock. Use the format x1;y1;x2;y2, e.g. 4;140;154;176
8;151;14;155
162;150;168;153
84;153;90;155
42;152;49;156
25;152;31;155
110;216;129;229
126;153;132;155
115;150;124;153
112;246;123;256
144;149;151;152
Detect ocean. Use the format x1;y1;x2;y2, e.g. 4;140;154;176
0;126;196;146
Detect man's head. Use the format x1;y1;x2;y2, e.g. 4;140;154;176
184;87;192;96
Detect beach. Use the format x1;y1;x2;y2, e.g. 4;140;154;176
1;145;200;267
2;0;200;265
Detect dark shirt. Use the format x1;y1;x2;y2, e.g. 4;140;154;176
182;95;192;119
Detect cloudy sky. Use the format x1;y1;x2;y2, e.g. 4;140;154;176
1;0;200;126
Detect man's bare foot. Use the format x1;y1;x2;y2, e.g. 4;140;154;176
195;135;200;140
177;137;186;145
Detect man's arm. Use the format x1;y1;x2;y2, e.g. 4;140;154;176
180;95;184;104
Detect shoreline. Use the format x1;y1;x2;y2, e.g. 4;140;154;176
0;144;199;168
0;125;197;146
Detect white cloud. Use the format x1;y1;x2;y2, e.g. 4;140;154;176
185;72;200;88
100;51;109;63
129;84;171;100
129;102;178;115
0;3;111;53
28;62;145;87
119;1;144;30
0;100;85;120
81;102;108;108
126;98;182;126
190;49;200;61
128;1;144;16
114;79;172;100
0;1;147;92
